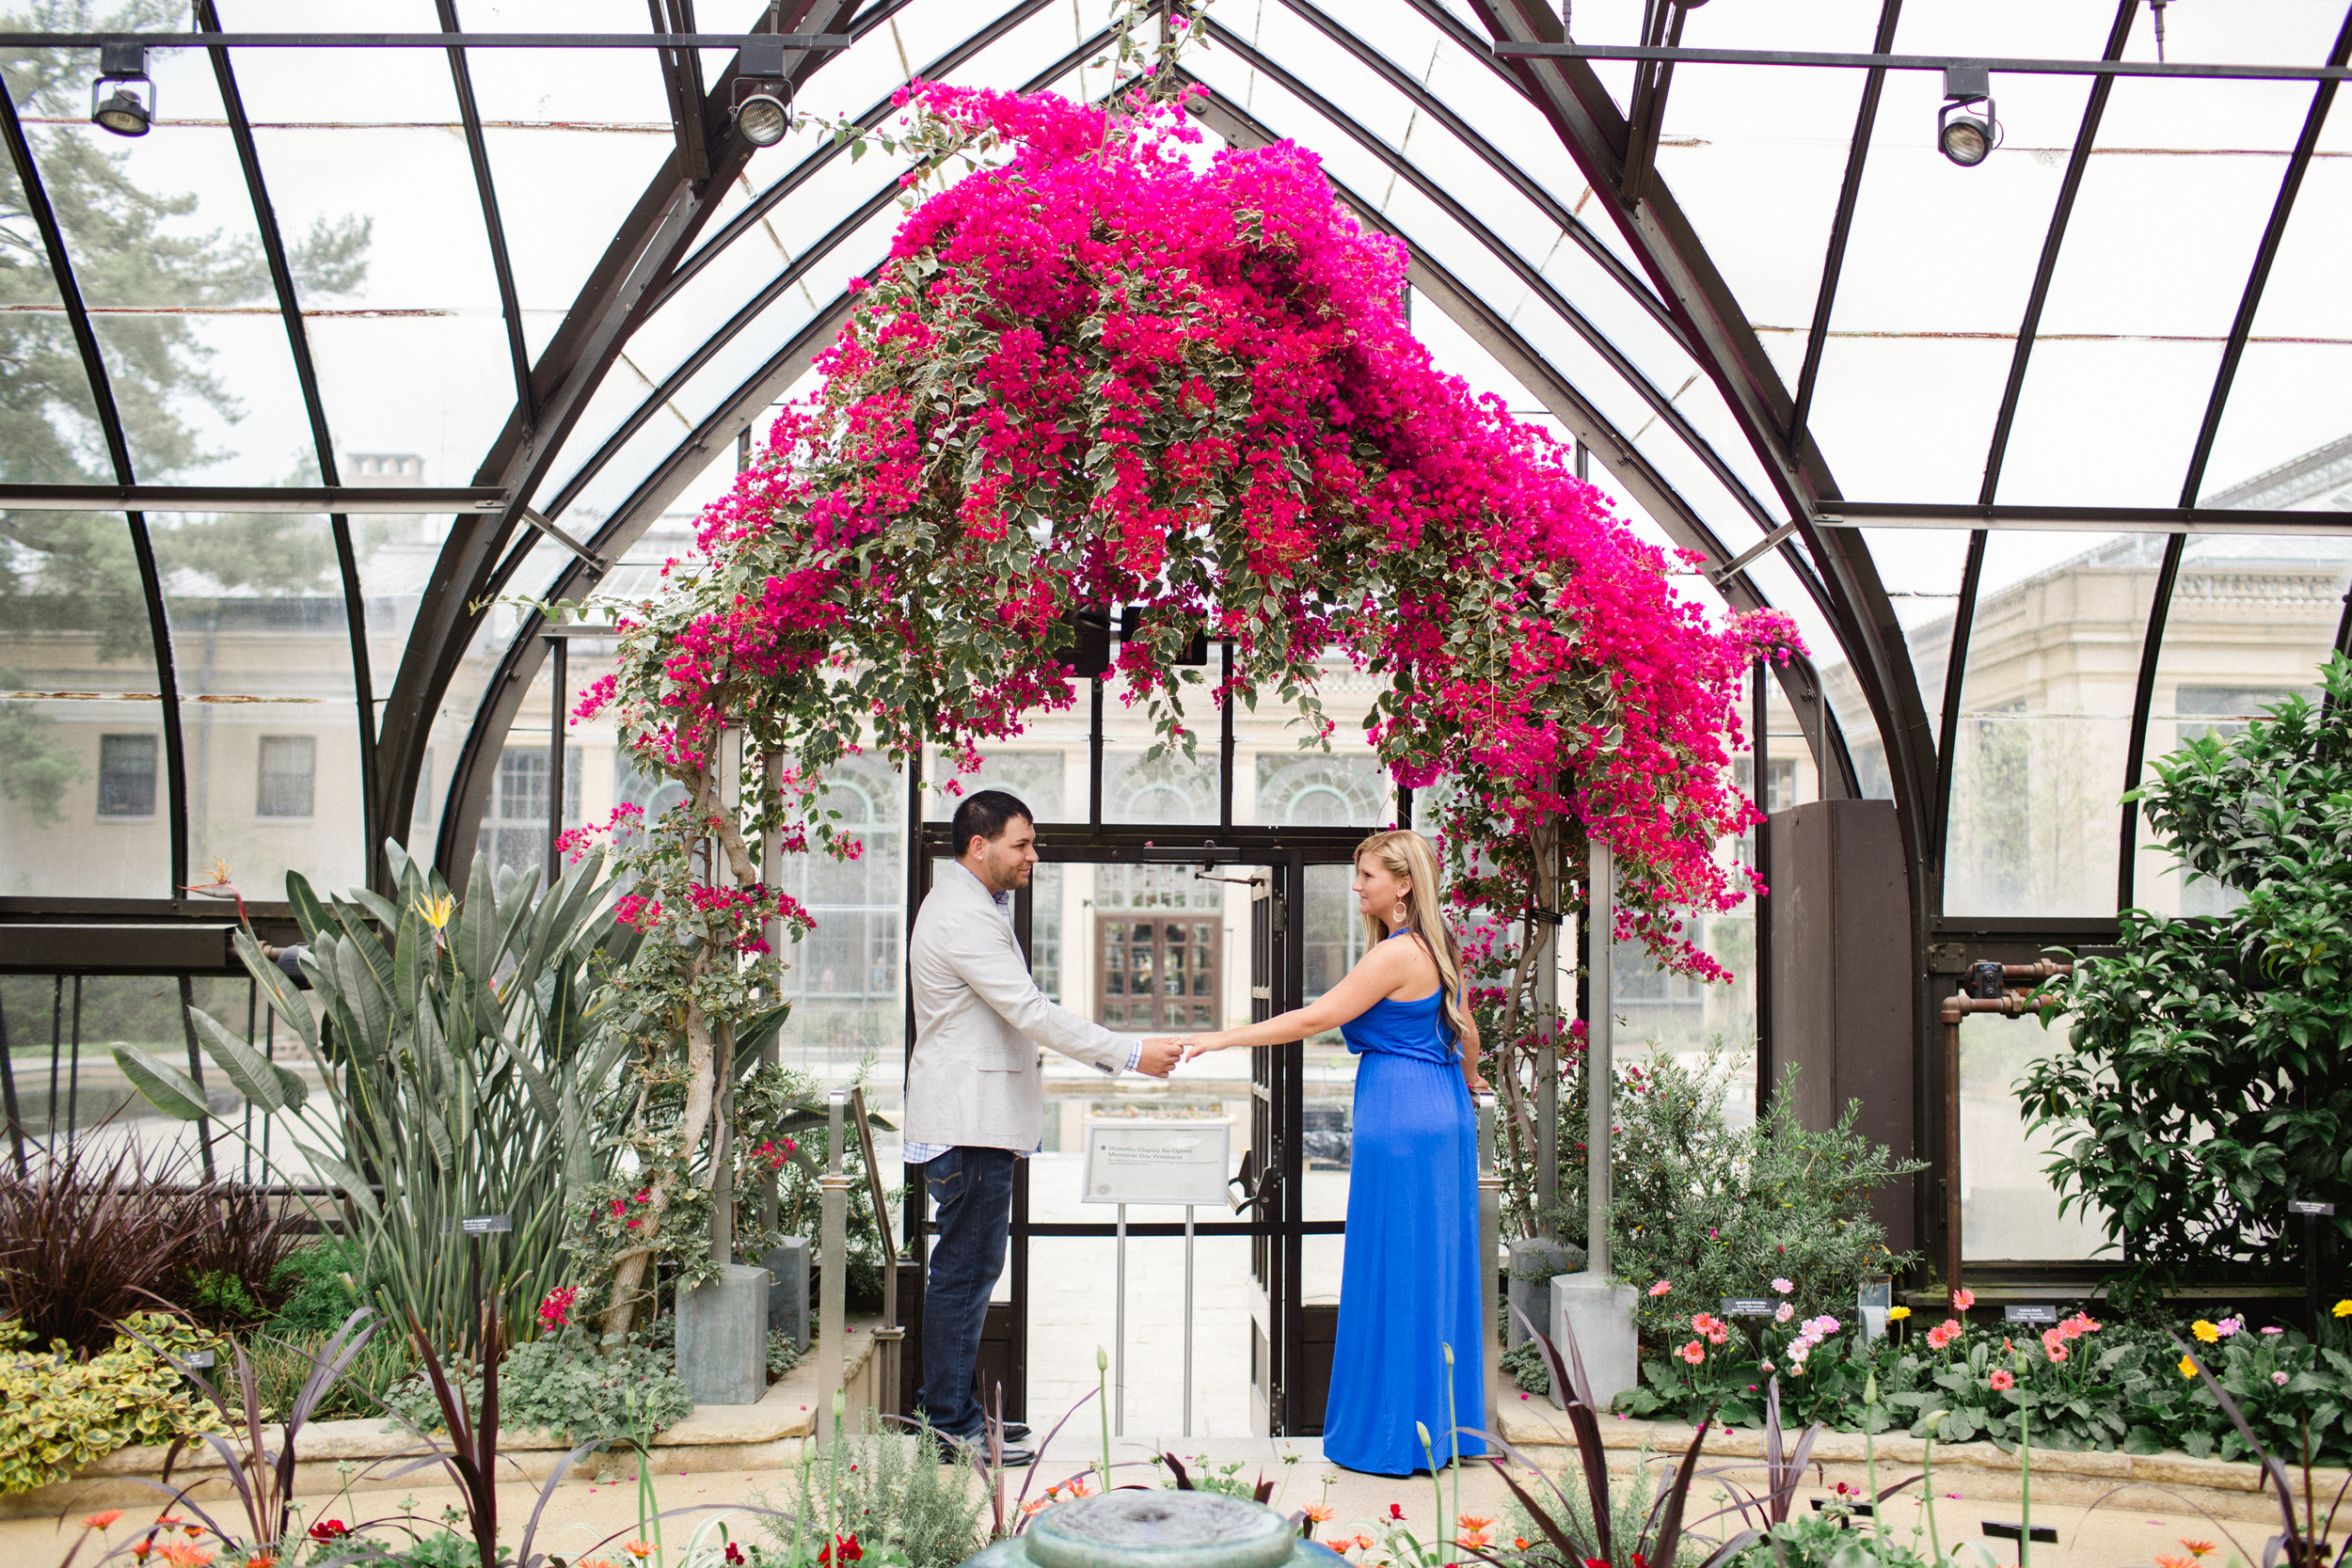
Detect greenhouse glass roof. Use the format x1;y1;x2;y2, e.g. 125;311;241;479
1;0;2347;931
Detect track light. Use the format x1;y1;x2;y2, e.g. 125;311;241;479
89;42;153;138
731;37;793;149
1938;64;1998;167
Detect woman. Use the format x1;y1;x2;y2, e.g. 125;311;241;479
1178;829;1488;1474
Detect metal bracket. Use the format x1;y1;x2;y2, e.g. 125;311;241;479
516;505;611;575
1711;517;1802;585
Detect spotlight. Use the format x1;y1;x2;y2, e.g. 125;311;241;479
1938;64;1999;167
731;37;793;149
88;41;153;138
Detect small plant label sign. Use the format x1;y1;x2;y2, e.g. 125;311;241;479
1721;1297;1776;1317
460;1215;513;1234
2002;1304;2058;1324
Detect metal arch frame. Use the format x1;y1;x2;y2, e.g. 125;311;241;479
1933;0;2140;895
191;0;382;875
515;3;1082;545
438;0;538;429
435;11;1120;877
435;0;1867;876
657;0;1062;310
0;82;190;897
1466;0;1936;860
2113;2;2352;912
375;0;864;895
1184;74;1864;797
1204;26;1811;577
1269;0;1684;355
651;0;714;187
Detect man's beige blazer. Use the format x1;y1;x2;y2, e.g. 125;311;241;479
903;860;1137;1150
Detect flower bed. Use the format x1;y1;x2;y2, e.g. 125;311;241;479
1603;1290;2352;1465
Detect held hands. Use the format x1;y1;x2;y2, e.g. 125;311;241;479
1136;1037;1187;1078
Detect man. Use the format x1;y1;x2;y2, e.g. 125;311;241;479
904;789;1184;1464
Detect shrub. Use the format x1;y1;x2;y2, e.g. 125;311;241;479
0;1311;225;1494
0;1138;309;1354
265;1237;372;1338
380;1323;691;1450
245;1327;413;1422
1540;1049;1923;1352
2019;654;2352;1301
759;1415;984;1568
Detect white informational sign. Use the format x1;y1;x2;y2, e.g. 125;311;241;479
1081;1119;1232;1207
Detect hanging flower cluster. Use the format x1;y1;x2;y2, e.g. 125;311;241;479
568;6;1800;1323
586;71;1799;973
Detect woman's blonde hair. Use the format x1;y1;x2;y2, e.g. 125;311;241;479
1355;829;1471;1050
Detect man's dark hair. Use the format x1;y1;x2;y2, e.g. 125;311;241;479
951;789;1034;859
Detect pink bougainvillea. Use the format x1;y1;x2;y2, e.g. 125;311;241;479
588;73;1798;976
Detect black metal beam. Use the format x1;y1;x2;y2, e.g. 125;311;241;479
439;0;538;429
193;0;382;893
1788;0;1901;453
375;0;863;892
2114;1;2352;912
649;0;713;186
0;80;190;898
4;30;852;48
1824;500;2352;533
1271;0;1684;354
0;483;505;512
1489;40;2352;84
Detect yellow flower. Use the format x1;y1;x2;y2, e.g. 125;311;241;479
1887;1307;1912;1322
414;892;455;930
2334;1300;2352;1319
2191;1320;2220;1344
2179;1354;2201;1379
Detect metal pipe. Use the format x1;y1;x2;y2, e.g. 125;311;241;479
1114;1202;1128;1436
1183;1202;1196;1437
546;636;567;888
1586;839;1613;1278
1487;39;2352;84
818;1089;850;1443
762;747;784;1240
1535;819;1559;1232
1939;971;2076;1298
1477;1091;1502;1442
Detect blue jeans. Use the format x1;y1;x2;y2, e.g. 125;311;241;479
913;1146;1016;1440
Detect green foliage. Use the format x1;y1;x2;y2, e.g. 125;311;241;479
0;1311;225;1494
243;1327;413;1423
117;840;637;1353
1502;1339;1551;1396
2018;654;2352;1300
759;1416;983;1568
266;1239;373;1338
1539;1050;1921;1351
770;1329;805;1380
381;1323;690;1451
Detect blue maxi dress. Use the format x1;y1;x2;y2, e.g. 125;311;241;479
1321;939;1489;1475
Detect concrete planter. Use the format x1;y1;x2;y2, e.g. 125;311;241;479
1492;1405;2341;1526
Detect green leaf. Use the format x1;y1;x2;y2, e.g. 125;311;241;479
109;1043;212;1121
188;1006;307;1113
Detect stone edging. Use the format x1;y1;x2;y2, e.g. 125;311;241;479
1492;1405;2341;1527
0;1327;883;1522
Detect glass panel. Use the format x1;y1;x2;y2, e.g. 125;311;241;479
6;46;324;491
2132;533;2352;916
772;753;907;1077
156;510;366;897
1960;1011;2110;1263
1862;528;1972;754
924;745;1069;825
1942;532;2163;915
0;512;172;898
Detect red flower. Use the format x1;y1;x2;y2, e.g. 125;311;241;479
819;1534;864;1564
307;1521;349;1542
